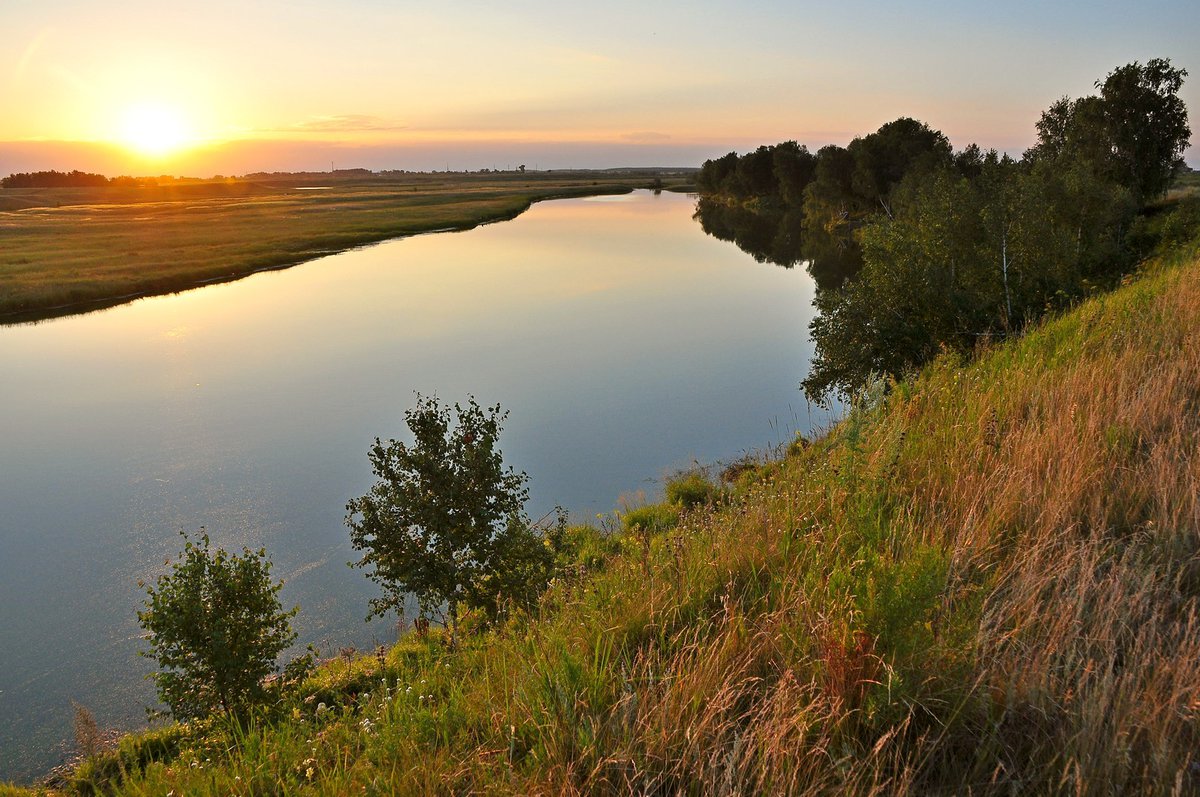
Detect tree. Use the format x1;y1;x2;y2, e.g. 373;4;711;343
848;117;953;216
1096;58;1190;203
1027;59;1190;204
138;531;297;720
345;395;543;645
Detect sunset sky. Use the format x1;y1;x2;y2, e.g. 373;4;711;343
3;0;1198;176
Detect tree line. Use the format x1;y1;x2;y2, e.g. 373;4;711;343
1;170;165;188
696;58;1193;402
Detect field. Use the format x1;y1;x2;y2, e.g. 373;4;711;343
0;171;692;323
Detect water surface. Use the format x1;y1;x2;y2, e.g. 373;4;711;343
0;190;834;780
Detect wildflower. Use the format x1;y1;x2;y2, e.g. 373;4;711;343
316;702;328;715
292;707;302;720
306;767;315;779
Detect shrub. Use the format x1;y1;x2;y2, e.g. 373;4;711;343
665;471;722;509
622;503;680;534
138;531;297;720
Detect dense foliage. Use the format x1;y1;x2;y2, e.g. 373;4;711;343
346;396;552;644
137;532;297;720
696;58;1191;402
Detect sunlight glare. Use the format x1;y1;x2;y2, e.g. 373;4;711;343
118;103;192;157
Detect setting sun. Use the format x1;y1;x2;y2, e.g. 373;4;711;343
117;103;192;157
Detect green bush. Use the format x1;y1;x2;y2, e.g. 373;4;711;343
70;725;185;796
138;532;297;720
665;471;722;509
622;503;680;534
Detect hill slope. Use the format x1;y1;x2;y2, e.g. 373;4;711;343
13;238;1200;795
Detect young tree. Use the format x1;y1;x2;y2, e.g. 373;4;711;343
345;395;544;645
138;532;297;720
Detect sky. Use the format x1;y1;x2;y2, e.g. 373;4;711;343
2;0;1198;176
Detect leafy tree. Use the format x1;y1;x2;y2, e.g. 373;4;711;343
138;532;297;720
346;395;545;645
1095;58;1191;203
772;141;819;206
1028;59;1190;204
731;145;780;198
847;117;953;216
696;151;740;194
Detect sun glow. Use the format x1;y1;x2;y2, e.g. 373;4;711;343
118;103;193;157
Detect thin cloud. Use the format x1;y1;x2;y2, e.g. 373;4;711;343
275;115;408;134
622;131;672;143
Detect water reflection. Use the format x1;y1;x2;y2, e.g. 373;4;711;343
0;190;834;781
692;197;862;291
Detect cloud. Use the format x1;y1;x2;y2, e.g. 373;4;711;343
621;131;671;143
276;114;408;134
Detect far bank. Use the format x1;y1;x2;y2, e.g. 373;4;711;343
0;170;694;324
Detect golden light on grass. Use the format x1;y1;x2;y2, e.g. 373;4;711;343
117;102;193;158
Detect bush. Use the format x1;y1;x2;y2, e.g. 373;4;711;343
138;532;297;720
622;503;680;534
665;471;723;509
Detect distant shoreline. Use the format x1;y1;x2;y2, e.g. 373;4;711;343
0;172;695;326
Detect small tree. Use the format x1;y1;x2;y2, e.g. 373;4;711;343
346;395;544;645
138;531;297;719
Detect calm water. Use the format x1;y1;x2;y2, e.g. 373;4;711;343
0;190;834;781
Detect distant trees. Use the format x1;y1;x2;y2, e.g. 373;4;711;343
346;396;555;646
138;532;298;720
697;58;1191;404
2;170;109;188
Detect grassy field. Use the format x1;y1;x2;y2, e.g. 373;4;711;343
0;171;692;323
8;229;1199;794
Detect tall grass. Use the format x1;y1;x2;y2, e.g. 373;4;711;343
23;239;1200;795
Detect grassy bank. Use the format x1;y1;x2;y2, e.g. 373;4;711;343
10;239;1200;794
0;171;691;323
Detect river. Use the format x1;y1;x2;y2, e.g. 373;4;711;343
0;189;834;781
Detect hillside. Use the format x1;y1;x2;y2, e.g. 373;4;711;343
8;234;1200;794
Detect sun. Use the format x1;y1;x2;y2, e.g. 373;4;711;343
118;103;193;157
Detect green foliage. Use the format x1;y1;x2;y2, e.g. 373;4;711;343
804;144;1137;402
621;503;680;534
1129;195;1200;257
69;725;185;796
698;59;1187;404
1029;58;1190;203
137;531;297;720
665;471;722;509
345;395;542;641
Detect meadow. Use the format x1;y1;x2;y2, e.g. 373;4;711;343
0;171;689;323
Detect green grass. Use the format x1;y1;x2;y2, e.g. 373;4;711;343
13;232;1200;794
0;171;691;323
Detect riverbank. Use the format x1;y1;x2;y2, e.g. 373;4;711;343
0;171;693;324
10;226;1200;793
